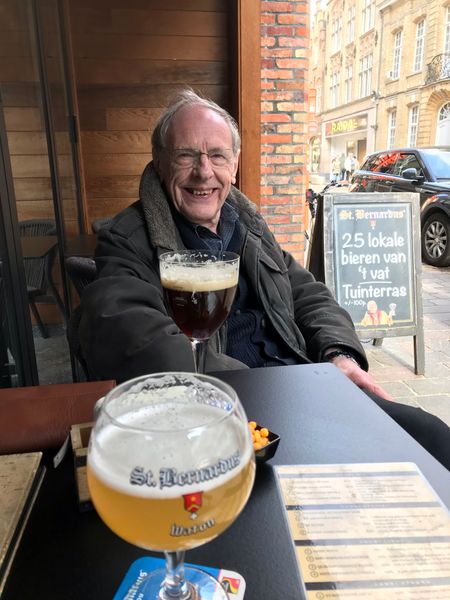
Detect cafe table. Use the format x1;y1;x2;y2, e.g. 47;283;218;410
2;364;450;599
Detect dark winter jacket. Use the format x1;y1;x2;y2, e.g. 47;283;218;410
78;162;367;382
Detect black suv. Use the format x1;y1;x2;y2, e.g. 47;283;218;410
349;147;450;267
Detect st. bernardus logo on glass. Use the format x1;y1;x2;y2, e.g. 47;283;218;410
183;491;202;520
129;451;240;538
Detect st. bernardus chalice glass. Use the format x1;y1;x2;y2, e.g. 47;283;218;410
87;372;255;599
159;251;239;374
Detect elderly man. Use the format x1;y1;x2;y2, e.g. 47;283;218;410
78;89;450;469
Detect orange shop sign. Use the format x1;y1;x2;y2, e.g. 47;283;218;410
326;115;367;136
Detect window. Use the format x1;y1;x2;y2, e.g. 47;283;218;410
359;54;373;98
393;153;423;177
445;7;450;54
408;105;419;146
362;0;375;33
347;5;355;43
310;137;320;173
436;102;450;144
345;65;353;103
330;71;340;108
316;85;322;113
331;16;342;52
392;31;402;79
387;110;396;149
365;152;398;173
439;101;450;122
414;20;425;72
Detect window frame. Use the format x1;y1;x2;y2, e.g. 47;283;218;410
392;30;403;79
330;70;341;108
331;15;342;52
345;64;353;103
414;19;426;73
387;110;397;149
445;6;450;54
408;105;420;147
362;0;375;33
347;5;355;43
358;53;373;98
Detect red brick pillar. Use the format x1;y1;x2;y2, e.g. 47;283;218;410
261;1;309;264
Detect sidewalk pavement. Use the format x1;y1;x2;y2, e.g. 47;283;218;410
364;264;450;427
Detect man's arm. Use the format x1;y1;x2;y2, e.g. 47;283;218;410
284;252;393;400
323;348;394;401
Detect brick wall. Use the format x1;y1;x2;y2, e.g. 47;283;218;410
260;1;310;264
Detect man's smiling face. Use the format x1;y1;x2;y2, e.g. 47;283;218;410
155;105;239;233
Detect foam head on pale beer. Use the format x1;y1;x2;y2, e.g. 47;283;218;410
87;373;255;552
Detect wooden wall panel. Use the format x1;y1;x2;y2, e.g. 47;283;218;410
0;0;79;244
83;153;149;177
71;8;226;35
71;0;224;11
3;107;43;131
74;59;226;86
68;0;230;227
73;34;226;61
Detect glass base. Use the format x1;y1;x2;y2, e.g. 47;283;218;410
136;566;229;600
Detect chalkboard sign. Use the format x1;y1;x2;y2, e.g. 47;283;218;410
323;192;424;374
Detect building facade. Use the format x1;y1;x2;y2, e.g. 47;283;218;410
377;0;450;150
309;0;450;181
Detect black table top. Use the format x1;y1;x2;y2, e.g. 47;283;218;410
3;364;450;599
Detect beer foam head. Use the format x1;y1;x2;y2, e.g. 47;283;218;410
161;261;238;292
89;402;252;498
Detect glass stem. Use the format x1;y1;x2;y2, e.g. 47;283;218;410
192;339;208;374
161;551;191;599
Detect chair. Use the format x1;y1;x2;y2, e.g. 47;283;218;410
65;256;97;299
91;216;113;234
65;256;98;381
19;219;65;339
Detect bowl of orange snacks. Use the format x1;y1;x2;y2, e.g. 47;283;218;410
248;421;280;463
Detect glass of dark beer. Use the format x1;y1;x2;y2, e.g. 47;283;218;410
159;250;239;373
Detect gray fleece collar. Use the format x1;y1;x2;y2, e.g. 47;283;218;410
138;161;263;250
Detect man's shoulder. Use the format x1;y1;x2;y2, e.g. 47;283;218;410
108;201;145;237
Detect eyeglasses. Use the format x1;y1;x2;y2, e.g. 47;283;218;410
170;148;235;168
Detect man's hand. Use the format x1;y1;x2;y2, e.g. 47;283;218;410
329;354;394;402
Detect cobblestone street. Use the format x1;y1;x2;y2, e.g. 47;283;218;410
366;264;450;427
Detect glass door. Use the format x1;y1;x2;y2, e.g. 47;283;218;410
0;0;84;386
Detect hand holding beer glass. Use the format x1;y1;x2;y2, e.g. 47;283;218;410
159;251;239;374
87;372;255;599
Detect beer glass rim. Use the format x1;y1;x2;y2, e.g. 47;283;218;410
99;371;241;434
159;250;240;264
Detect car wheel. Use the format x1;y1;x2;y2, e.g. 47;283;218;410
422;213;450;267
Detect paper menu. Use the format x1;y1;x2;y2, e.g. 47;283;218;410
275;463;450;599
0;452;44;593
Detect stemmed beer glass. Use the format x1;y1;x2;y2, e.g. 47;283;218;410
87;372;255;599
159;251;239;374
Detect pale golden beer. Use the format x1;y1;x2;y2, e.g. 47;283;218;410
87;455;254;551
87;377;255;553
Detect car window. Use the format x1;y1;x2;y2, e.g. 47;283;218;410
421;149;450;180
393;153;423;177
366;152;398;173
375;152;397;173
